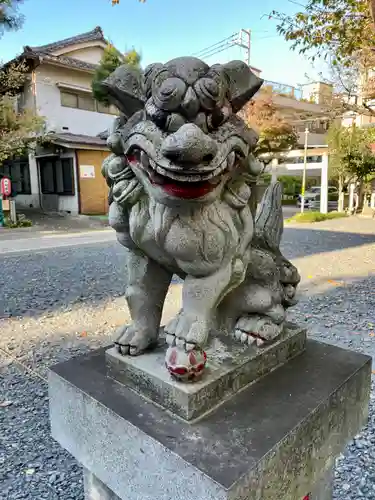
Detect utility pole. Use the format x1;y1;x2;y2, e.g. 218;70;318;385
237;29;251;66
300;127;310;213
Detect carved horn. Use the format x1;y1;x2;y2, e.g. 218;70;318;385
223;60;264;113
100;64;146;119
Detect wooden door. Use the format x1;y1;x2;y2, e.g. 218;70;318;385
77;150;110;215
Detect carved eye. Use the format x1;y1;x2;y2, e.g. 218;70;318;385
194;77;220;111
152;77;187;111
145;98;168;129
207;105;231;130
166;113;186;133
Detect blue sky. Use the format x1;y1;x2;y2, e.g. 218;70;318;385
2;0;323;87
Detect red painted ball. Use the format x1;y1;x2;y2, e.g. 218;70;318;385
165;346;207;382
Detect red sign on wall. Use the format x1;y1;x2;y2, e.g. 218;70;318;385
1;177;11;197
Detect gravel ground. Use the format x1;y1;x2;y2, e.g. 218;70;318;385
1;216;375;499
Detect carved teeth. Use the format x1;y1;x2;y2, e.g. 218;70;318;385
240;333;248;344
256;338;265;347
247;336;256;345
141;151;150;169
227;152;235;169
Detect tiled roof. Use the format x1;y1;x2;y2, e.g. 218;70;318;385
24;26;106;54
34;52;98;72
20;26;107;72
48;132;108;148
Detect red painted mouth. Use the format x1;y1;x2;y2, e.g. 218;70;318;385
152;179;216;199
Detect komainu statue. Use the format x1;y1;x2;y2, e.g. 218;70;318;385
100;57;300;382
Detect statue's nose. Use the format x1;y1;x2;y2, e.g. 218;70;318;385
160;123;218;165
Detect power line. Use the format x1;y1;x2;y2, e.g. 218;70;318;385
192;34;237;57
192;29;252;66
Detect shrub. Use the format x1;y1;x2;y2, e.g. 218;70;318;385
4;217;33;228
286;211;348;223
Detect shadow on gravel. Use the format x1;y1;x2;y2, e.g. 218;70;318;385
282;228;375;259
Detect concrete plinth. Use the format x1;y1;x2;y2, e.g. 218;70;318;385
49;339;371;500
107;323;306;420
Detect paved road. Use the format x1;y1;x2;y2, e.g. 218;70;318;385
0;207;299;256
1;216;375;499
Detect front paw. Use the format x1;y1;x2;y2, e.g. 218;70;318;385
165;311;211;351
115;324;158;356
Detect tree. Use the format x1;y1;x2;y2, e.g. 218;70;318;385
327;122;375;209
271;0;375;67
0;0;24;36
241;87;298;163
92;44;141;104
0;61;45;163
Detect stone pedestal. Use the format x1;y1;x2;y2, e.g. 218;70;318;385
49;336;371;500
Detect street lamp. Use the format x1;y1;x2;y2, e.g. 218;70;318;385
300;127;310;214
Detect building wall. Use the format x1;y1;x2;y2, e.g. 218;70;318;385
15;150;80;214
62;46;104;65
14;153;40;210
58;150;79;214
76;149;110;215
34;64;115;136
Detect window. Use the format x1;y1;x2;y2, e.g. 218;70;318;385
77;94;96;112
39;157;75;196
61;91;78;108
2;157;31;194
96;101;110;114
60;89;118;115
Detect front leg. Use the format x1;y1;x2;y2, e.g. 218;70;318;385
116;248;172;355
166;256;247;351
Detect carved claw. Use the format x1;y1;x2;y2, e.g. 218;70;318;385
164;311;210;352
114;324;158;356
234;315;284;347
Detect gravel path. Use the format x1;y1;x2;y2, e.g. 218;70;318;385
1;216;375;499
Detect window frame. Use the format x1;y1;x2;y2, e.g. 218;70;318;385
2;157;31;195
60;89;119;115
39;157;75;196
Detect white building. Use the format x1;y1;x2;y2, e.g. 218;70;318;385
3;27;118;215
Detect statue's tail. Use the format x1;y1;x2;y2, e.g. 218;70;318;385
254;181;283;253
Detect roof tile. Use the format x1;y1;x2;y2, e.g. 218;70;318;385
24;26;106;54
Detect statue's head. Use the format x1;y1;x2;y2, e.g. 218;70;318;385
101;57;263;207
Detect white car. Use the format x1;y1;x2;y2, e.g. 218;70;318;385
297;186;338;209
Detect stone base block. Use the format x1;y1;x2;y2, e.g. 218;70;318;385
49;340;371;500
84;469;121;500
106;322;306;420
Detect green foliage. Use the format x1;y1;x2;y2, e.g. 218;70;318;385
3;216;33;228
0;0;24;36
92;44;141;105
0;62;45;164
92;45;124;105
279;175;302;196
124;48;141;68
327;123;375;183
287;211;348;223
271;0;375;66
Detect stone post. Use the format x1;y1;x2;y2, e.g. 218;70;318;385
320;152;328;214
271;158;279;182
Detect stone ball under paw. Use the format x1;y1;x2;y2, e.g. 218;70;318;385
165;346;207;382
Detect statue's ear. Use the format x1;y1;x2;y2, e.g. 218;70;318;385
100;64;145;119
222;61;264;113
144;63;163;98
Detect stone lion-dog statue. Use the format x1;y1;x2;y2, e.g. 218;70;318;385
100;57;300;382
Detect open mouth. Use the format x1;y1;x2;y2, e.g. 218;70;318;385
126;149;237;200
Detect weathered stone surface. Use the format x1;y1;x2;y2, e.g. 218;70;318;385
309;468;333;500
49;340;371;500
100;57;301;378
106;323;306;420
84;469;121;500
